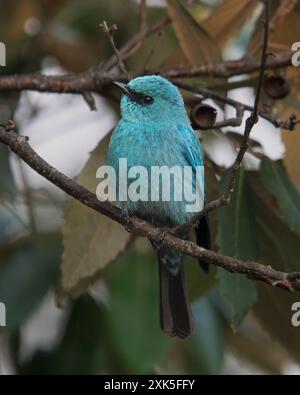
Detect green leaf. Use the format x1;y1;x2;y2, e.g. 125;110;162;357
0;234;61;332
184;294;225;374
218;270;256;330
249;174;300;363
61;134;131;297
217;168;257;328
19;296;111;375
107;251;170;374
187;258;218;301
260;159;300;237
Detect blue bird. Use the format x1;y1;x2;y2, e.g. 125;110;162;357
107;75;210;339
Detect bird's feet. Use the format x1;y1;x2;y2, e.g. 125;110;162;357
121;207;133;232
155;226;169;251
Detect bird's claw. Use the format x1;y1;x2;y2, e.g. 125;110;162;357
121;208;132;232
155;227;168;250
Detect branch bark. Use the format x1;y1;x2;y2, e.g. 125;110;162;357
175;80;297;131
0;2;299;296
0;123;300;293
157;50;293;79
0;50;292;92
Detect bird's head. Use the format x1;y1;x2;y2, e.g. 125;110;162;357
114;75;189;125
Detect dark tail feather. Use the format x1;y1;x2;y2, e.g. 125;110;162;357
158;259;194;339
195;215;211;274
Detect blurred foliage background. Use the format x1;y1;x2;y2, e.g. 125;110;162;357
0;0;300;375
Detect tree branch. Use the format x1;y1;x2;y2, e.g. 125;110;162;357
0;71;116;94
175;80;298;131
101;15;170;72
157;50;293;79
0;123;300;293
0;1;298;296
0;50;293;93
100;21;131;80
0;61;295;130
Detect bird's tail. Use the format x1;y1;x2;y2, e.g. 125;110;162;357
158;257;194;339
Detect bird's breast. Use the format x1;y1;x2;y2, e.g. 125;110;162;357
107;122;203;226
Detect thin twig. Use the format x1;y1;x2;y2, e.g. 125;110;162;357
1;124;300;293
102;15;170;72
82;92;97;111
172;0;270;236
175;80;297;131
158;50;293;79
0;51;293;106
100;21;131;81
0;1;298;297
214;104;244;129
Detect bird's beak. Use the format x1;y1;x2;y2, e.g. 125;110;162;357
113;81;144;104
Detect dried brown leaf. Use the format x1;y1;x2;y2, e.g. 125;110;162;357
61;133;131;297
167;0;221;65
203;0;259;48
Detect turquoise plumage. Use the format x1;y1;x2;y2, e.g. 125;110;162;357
107;76;210;338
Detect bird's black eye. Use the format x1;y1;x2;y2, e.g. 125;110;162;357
142;95;154;105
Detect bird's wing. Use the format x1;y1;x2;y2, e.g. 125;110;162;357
180;125;205;210
180;125;211;273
